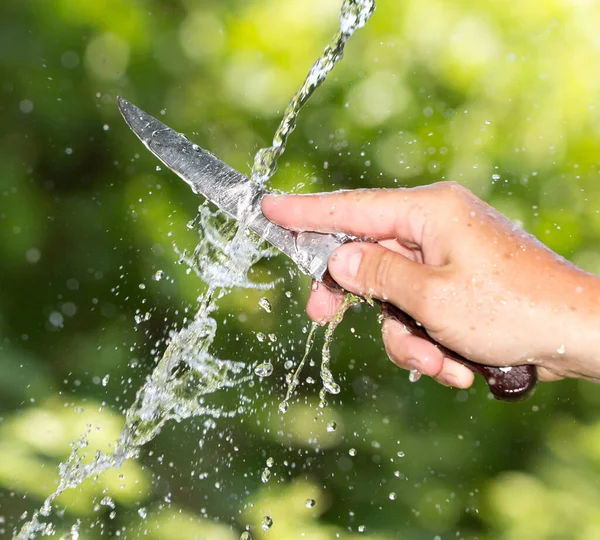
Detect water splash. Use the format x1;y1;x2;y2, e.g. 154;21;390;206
15;214;262;539
14;1;376;537
178;203;278;290
279;293;363;414
319;293;363;408
251;0;376;185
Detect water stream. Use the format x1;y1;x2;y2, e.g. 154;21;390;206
14;1;375;537
252;0;376;185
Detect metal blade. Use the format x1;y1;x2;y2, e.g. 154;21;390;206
117;97;346;281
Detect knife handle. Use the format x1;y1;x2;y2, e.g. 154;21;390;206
321;272;537;402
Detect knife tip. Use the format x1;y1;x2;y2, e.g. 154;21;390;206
116;96;131;114
116;97;143;132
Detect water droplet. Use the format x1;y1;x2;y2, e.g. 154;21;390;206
101;374;110;387
319;388;328;409
138;507;147;518
261;468;271;483
388;492;397;500
305;498;316;508
557;344;566;354
68;522;80;539
358;525;366;532
240;532;252;540
408;369;421;383
349;448;357;456
20;99;34;113
134;312;152;324
153;270;164;281
100;497;115;509
326;421;337;433
256;332;266;342
49;311;64;328
258;297;272;313
266;457;274;468
278;401;289;414
254;362;273;377
394;470;401;477
397;451;405;458
322;378;341;394
268;333;277;343
261;516;273;531
186;220;195;230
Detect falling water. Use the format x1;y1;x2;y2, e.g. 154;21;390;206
14;206;274;539
252;0;376;185
14;0;375;537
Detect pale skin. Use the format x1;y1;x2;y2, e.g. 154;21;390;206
261;182;600;389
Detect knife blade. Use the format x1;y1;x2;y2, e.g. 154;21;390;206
117;97;346;282
117;97;537;402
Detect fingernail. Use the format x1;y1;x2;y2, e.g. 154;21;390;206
330;245;362;281
262;193;277;204
441;374;459;387
348;252;362;278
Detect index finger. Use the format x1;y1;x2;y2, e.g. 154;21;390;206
261;187;433;243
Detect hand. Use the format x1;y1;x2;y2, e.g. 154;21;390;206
262;182;600;389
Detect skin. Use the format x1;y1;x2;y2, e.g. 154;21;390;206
261;182;600;389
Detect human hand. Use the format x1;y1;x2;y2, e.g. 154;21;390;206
262;183;600;389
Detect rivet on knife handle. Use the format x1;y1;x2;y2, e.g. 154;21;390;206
322;272;537;402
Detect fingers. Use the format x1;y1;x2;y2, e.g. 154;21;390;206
382;319;475;388
306;282;344;323
306;240;424;323
262;188;431;245
328;241;441;321
536;366;565;382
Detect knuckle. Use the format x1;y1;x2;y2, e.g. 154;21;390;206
438;180;467;195
434;181;476;219
439;181;471;203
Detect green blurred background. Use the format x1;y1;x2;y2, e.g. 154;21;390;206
2;0;600;538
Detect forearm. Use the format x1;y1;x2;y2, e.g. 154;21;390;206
542;266;600;382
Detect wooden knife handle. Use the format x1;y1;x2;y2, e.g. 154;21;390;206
322;272;537;402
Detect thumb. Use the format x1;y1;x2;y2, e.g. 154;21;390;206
328;242;438;320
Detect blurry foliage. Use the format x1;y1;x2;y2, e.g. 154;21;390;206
1;0;600;538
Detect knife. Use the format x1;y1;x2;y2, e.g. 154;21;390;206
117;97;537;402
